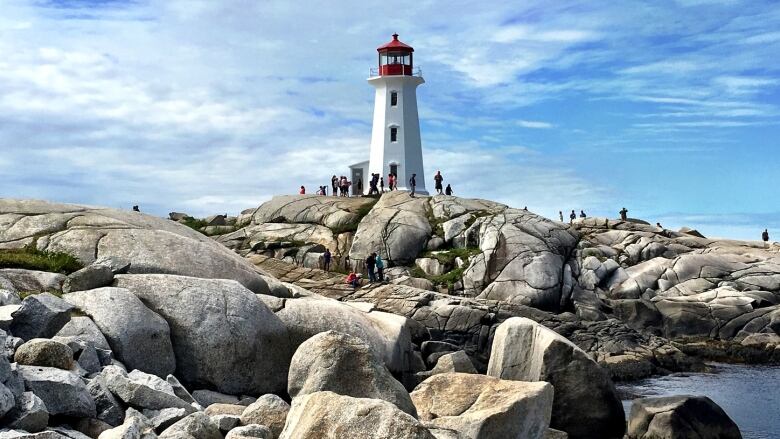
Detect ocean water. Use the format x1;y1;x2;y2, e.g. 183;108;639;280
618;363;780;439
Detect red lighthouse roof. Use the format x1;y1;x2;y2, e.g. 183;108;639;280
377;33;414;52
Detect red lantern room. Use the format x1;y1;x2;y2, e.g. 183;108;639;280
377;33;414;76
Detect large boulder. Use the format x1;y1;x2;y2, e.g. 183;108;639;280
226;425;272;439
4;391;49;432
627;395;741;439
287;330;416;416
487;317;625;439
279;391;435;439
0;199;270;294
54;316;112;351
64;287;175;377
14;339;73;370
159;412;221;439
274;296;415;374
349;191;432;265
462;210;579;311
411;373;554;439
113;274;291;395
9;293;74;341
100;366;196;413
18;365;96;417
243;194;374;229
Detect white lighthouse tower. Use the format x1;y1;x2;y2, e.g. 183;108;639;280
350;34;427;195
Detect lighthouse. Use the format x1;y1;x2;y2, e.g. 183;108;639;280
349;34;427;195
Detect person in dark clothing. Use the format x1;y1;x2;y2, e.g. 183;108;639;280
331;175;338;196
380;177;385;193
445;184;453;195
763;229;770;248
656;222;663;229
559;211;564;222
323;248;332;272
375;253;385;282
569;210;576;223
580;210;586;218
365;253;377;283
388;173;395;191
434;171;444;195
620;207;628;221
356;178;363;195
409;173;417;197
132;205;140;212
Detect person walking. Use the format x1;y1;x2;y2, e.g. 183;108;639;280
620;207;628;221
580;210;586;218
569;210;576;224
762;229;770;248
380;177;385;193
559;211;564;222
434;171;444;195
445;184;453;195
299;186;305;195
365;253;377;283
375;253;385;282
323;248;332;272
409;173;417;197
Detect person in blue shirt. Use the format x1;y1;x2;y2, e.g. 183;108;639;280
375;253;385;282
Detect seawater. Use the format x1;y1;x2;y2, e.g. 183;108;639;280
618;363;780;439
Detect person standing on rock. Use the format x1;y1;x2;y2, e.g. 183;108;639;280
434;171;444;195
569;210;576;223
445;184;453;195
409;173;417;197
356;178;363;196
388;173;395;191
763;229;770;248
331;175;338;196
132;205;140;212
299;186;306;195
375;253;385;282
559;211;564;222
365;253;377;283
323;248;332;272
620;207;628;221
380;177;385;193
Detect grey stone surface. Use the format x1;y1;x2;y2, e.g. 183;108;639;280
240;394;290;439
279;391;435;439
287;330;416;416
63;263;115;294
192;389;239;408
488;317;625;439
88;373;126;427
627;395;741;439
113;274;291;395
100;366;195;413
225;425;272;439
4;391;49;433
65;287;175;377
158;412;221;439
0;269;66;293
18;365;96;417
54;316;112;351
411;373;554;439
9;293;74;341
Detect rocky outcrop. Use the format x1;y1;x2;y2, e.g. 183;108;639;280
411;373;553;439
626;395;741;439
280;391;435;439
287;331;417;416
113;274;291;395
488;317;625;439
239;394;290;438
18;365;96;418
0;199;270;294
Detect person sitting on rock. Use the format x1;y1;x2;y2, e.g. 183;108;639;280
580;210;586;218
132;205;140;212
657;222;663;229
345;272;361;289
375;253;385;282
445;184;453;195
365;253;377;283
763;229;770;248
620;207;628;221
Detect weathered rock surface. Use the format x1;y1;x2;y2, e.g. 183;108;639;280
0;199;271;294
226;424;272;439
488;317;625;439
287;330;417;416
54;316;112;351
411;373;554;439
240;194;374;229
100;366;195;413
279;391;435;439
14;339;73;370
627;395;741;439
158;412;221;439
9;293;74;341
240;394;290;438
18;365;96;417
113;274;291;395
4;391;49;432
65;287;175;377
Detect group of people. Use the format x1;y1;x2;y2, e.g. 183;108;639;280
300;169;455;198
560;210;588;223
344;251;386;288
329;175;353;197
367;173;397;195
433;170;453;196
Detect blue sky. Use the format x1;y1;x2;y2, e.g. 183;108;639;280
0;0;778;240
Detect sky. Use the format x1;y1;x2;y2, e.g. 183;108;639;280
0;0;778;240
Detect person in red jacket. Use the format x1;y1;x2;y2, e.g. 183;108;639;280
299;186;305;195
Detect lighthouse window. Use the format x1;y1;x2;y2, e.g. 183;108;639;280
390;92;398;106
390;127;398;142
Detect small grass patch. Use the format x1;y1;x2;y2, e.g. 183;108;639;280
0;241;83;275
180;217;209;232
412;247;481;289
19;290;64;299
420;247;481;266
